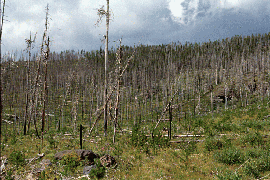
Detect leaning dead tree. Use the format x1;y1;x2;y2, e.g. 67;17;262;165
153;76;181;131
88;47;136;135
113;38;123;143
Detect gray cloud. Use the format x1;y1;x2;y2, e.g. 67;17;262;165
1;0;270;54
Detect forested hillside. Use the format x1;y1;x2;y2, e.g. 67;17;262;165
3;32;270;129
2;32;270;179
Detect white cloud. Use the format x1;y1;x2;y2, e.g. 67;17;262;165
168;0;267;25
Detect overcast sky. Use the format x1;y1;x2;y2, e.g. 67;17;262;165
2;0;270;54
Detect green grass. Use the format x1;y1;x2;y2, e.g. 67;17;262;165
1;99;270;179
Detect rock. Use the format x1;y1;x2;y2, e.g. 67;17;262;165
32;167;44;177
100;154;116;167
28;159;52;179
83;165;97;175
40;159;52;167
54;149;99;162
26;173;38;180
0;156;8;173
27;153;45;164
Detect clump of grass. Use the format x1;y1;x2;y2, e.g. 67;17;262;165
247;105;257;117
241;119;264;130
241;132;264;147
213;113;237;132
214;147;245;165
256;108;268;120
243;160;261;178
216;170;242;180
243;151;270;178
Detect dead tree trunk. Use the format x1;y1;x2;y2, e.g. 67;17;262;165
104;0;110;136
0;0;5;166
41;4;50;134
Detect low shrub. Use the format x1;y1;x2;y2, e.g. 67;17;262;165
204;137;223;152
150;129;169;155
179;140;198;169
203;123;218;137
214;120;233;132
60;151;81;173
10;134;18;145
46;133;57;148
246;148;265;158
5;169;14;180
256;153;270;172
88;159;106;179
9;150;26;167
131;124;147;147
204;136;231;152
27;129;37;137
130;124;169;154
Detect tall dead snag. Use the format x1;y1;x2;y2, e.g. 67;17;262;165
0;0;5;166
153;76;181;131
104;0;109;136
41;4;50;139
24;32;36;135
96;0;110;136
72;75;79;132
